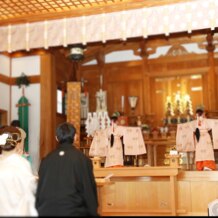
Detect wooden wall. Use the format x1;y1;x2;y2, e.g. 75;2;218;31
0;109;7;126
105;61;144;116
2;35;218;159
96;169;218;216
39;44;218;158
81;60;148;118
79;45;218;128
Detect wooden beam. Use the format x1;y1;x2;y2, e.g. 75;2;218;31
0;74;40;85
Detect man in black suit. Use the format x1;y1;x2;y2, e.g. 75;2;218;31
36;122;99;216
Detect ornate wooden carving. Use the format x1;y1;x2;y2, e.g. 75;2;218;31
206;32;215;52
165;45;189;57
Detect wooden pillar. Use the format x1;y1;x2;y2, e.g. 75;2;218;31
206;32;217;111
40;53;57;158
72;61;81;81
143;65;151;114
67;82;81;148
96;51;105;89
202;73;209;110
140;40;151;115
0;109;7;126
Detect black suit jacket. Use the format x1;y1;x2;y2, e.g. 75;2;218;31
36;142;99;216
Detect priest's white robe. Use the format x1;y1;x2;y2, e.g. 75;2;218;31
176;118;218;162
89;126;146;167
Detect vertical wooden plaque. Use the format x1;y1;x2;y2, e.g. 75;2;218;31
67;82;81;148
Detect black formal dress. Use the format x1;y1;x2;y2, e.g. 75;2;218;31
36;142;99;216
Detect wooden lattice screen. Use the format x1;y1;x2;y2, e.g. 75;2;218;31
0;0;124;25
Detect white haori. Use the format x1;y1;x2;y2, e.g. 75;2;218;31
123;127;146;155
89;125;147;167
89;129;108;157
176;118;218;162
176;121;195;152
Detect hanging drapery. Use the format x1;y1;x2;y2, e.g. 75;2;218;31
0;0;217;53
16;94;30;153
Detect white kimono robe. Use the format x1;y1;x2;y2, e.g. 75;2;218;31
89;126;146;167
176;118;218;162
123;127;146;155
104;125;125;167
0;153;38;216
176;121;196;152
89;129;108;157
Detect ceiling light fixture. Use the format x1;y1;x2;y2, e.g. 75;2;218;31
67;44;85;61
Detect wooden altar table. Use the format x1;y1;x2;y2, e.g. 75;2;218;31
94;166;179;216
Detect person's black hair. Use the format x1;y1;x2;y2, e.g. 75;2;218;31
196;108;204;116
10;120;21;127
195;108;204;142
56;122;76;144
195;127;200;142
110;116;118;122
110;116;119;147
110;134;114;147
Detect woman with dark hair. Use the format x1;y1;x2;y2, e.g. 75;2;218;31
0;125;38;216
36;122;98;216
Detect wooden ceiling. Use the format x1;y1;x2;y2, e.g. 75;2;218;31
0;0;194;26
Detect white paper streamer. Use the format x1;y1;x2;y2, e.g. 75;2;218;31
63;18;67;47
44;20;48;49
25;23;30;51
142;8;148;38
101;13;106;43
7;25;11;53
82;16;86;46
121;11;126;41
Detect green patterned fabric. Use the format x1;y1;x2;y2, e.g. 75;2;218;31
18;96;29;152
